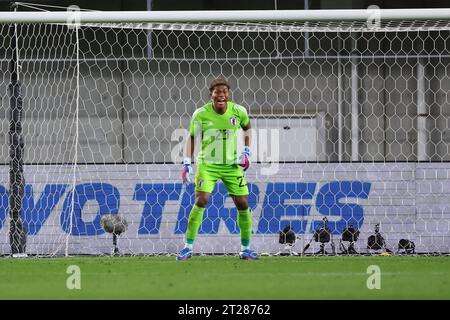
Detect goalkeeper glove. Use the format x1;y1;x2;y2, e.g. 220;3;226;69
182;158;193;184
239;147;251;171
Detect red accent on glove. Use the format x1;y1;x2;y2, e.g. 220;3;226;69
240;155;250;171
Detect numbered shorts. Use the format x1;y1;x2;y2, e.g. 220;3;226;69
195;164;249;196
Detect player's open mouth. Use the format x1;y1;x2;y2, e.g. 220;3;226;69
215;99;226;106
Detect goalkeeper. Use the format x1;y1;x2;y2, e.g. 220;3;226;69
177;78;257;261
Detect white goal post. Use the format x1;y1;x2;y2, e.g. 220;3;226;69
0;8;450;256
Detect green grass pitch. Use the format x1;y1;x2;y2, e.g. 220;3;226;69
0;256;449;299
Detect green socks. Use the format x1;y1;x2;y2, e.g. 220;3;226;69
185;205;252;250
238;208;252;248
185;204;206;245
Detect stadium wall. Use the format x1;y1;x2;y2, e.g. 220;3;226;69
2;58;450;164
0;163;448;255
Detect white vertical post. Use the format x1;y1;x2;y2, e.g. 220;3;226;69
146;0;153;59
274;0;281;57
338;61;343;162
304;0;310;57
351;35;359;161
337;30;344;162
417;60;428;161
14;17;20;82
66;25;80;257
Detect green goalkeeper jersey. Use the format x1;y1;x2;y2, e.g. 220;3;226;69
189;101;249;166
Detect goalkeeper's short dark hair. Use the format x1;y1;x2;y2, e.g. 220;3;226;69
209;78;230;92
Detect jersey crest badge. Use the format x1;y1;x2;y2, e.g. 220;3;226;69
230;117;237;126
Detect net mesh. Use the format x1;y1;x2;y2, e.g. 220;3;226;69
1;11;450;256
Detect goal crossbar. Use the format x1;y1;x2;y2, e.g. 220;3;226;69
0;9;449;24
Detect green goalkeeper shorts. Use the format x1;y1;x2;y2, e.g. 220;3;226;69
194;164;249;196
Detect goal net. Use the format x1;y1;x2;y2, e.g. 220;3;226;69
1;6;450;256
